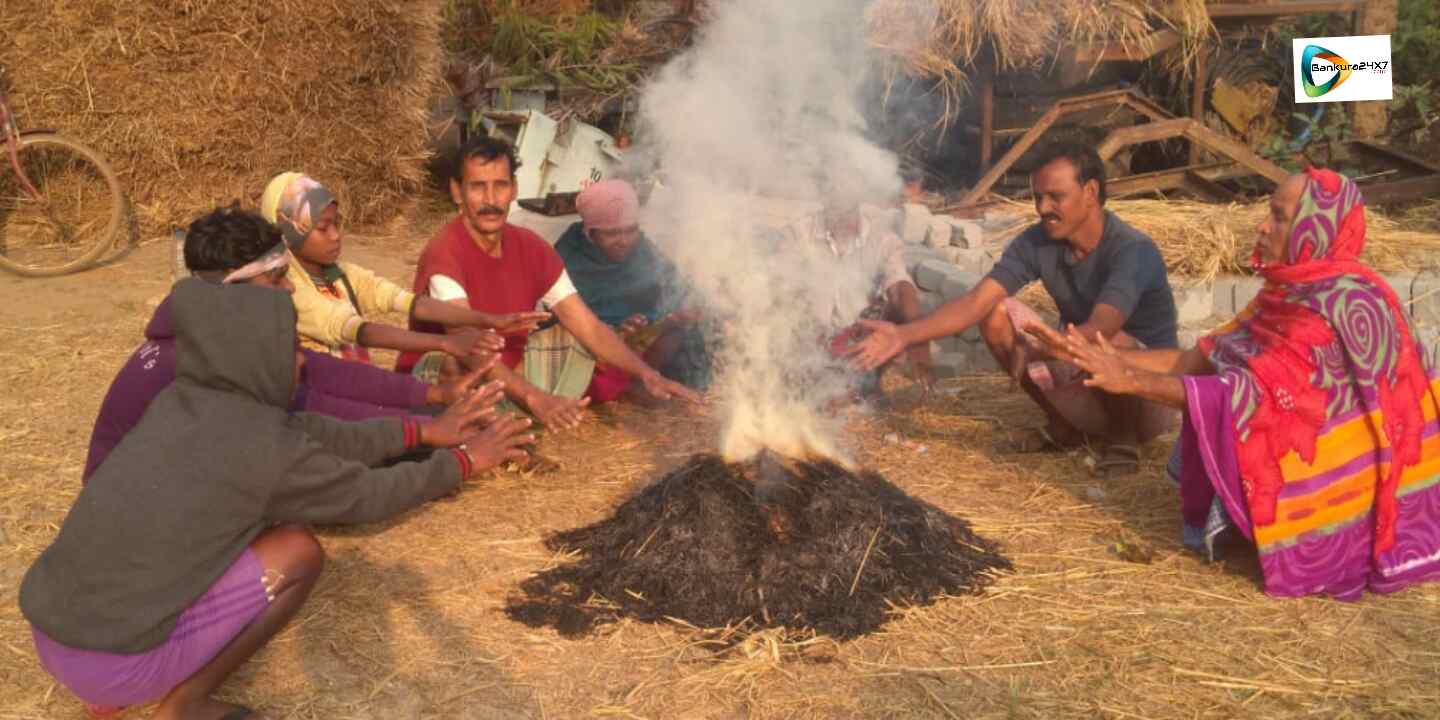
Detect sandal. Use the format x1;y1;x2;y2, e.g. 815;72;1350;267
85;705;125;718
1004;425;1085;454
221;707;255;720
1095;443;1141;477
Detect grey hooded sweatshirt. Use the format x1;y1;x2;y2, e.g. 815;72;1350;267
21;279;463;653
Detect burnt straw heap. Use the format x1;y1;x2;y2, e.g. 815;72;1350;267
507;453;1010;639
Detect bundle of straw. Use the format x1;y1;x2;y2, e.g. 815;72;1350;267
0;0;445;239
867;0;1213;110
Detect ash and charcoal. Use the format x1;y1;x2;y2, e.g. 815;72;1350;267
506;452;1011;639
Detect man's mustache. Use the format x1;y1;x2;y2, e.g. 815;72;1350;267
476;205;505;216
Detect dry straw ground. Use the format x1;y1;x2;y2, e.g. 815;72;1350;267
1;225;1437;719
0;0;444;239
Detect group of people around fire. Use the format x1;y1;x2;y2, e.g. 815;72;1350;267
20;132;1440;719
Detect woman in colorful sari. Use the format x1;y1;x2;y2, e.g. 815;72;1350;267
1027;168;1440;599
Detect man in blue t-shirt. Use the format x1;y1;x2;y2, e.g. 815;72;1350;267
848;143;1178;475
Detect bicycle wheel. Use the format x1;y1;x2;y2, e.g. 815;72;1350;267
0;132;124;277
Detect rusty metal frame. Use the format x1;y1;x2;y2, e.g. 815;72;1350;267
1095;118;1289;185
957;88;1174;207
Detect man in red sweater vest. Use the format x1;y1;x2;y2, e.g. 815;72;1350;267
400;136;702;429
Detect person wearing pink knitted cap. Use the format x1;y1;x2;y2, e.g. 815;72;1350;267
404;136;702;432
556;179;710;403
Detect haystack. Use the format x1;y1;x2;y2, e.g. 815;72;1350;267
507;452;1011;639
0;0;444;239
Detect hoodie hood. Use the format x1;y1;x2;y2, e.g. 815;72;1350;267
171;278;297;408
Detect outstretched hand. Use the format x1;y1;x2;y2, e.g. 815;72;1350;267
640;370;704;404
1020;321;1077;365
458;414;536;474
527;392;591;431
433;358;497;406
1059;325;1141;396
483;311;551;335
619;314;649;339
421;378;507;447
845;319;906;371
442;329;502;366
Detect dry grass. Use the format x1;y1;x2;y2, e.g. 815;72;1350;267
867;0;1214;119
0;0;444;240
2;234;1439;719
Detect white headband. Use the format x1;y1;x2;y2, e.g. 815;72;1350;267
221;242;290;284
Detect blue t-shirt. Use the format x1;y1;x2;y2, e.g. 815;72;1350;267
986;211;1178;349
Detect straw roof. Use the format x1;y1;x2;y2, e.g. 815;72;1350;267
0;0;445;239
868;0;1214;109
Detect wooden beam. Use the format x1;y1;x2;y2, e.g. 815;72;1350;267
1348;139;1440;175
957;88;1174;207
1182;122;1290;185
1097;118;1194;161
1182;172;1239;202
1108;163;1252;199
1206;1;1364;18
1190;48;1207;165
979;65;995;172
1358;174;1440;205
1097;118;1288;186
1072;29;1181;63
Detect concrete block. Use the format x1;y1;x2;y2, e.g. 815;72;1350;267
1419;327;1440;369
918;290;945;316
939;269;981;301
936;335;965;353
1411;272;1440;329
1212;276;1264;317
1177;327;1208;350
902;246;948;277
932;353;965;380
924;217;953;249
1172;282;1214;326
945;218;985;249
901;203;933;246
943;246;997;276
913;260;952;293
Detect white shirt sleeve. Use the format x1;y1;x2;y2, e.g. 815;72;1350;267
540;269;579;309
428;274;468;302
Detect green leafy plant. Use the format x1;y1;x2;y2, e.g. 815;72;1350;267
1392;83;1436;144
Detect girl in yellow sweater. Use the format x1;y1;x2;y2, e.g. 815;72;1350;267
261;172;548;369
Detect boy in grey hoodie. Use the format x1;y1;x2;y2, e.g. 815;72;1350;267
21;278;532;719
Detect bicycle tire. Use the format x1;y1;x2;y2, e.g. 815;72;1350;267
0;132;124;278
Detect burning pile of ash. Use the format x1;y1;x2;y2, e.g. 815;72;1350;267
507;452;1010;639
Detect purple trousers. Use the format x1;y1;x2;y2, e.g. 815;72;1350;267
31;549;271;707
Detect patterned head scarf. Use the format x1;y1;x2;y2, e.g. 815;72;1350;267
260;172;336;252
1201;169;1428;556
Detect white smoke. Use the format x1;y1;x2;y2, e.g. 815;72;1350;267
633;0;918;463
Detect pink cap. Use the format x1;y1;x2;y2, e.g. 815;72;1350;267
576;179;639;231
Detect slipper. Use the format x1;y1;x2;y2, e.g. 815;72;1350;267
1004;426;1085;454
85;704;125;718
1095;443;1141;477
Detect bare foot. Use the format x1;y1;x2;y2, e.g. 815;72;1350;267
154;696;267;720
